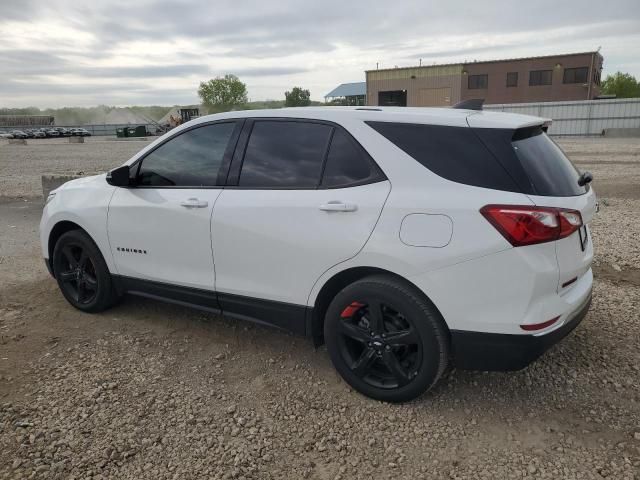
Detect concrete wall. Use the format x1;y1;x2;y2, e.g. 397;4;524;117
484;98;640;136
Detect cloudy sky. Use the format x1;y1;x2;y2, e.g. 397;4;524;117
2;0;639;107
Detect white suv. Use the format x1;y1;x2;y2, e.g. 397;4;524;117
40;107;596;402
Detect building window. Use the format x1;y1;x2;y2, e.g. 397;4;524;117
468;74;488;89
563;67;589;84
529;70;552;86
506;72;518;87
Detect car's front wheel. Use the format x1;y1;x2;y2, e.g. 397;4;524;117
324;275;449;402
52;230;119;313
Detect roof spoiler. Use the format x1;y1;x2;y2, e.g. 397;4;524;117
453;98;484;111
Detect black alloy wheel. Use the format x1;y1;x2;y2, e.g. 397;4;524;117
52;230;119;313
56;243;99;305
325;275;449;403
337;299;422;389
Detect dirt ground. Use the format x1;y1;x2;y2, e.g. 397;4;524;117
0;136;639;479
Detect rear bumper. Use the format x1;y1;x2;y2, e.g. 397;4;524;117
451;289;592;371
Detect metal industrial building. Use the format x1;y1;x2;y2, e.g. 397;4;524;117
365;51;604;107
324;82;367;105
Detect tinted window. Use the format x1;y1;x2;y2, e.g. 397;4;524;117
563;67;588;84
137;122;236;187
468;74;488;89
506;72;518;87
367;121;519;192
512;129;585;196
239;121;332;188
529;70;552;86
321;129;384;188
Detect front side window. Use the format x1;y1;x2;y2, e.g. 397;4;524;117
529;70;552;86
137;122;237;187
563;67;589;84
321;129;385;188
238;121;332;188
468;74;488;89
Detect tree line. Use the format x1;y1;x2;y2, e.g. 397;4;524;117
197;74;320;113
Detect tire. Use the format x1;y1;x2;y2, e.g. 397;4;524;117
324;274;449;403
52;230;119;313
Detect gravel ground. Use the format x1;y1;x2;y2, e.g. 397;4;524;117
0;137;152;200
0;136;639;479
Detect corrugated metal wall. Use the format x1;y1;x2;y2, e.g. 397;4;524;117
484;98;640;136
366;65;463;107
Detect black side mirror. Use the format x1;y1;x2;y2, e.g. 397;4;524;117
106;165;131;187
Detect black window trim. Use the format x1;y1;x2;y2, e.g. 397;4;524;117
506;72;518;88
127;119;244;189
529;69;553;87
468;74;488;90
224;117;387;190
562;66;589;84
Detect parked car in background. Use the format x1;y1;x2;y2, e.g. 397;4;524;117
33;130;46;138
46;129;60;137
69;128;91;136
0;132;14;139
23;129;35;138
11;130;28;139
55;127;72;137
40;107;596;402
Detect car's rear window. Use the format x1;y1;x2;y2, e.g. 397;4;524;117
366;121;520;192
368;121;586;197
510;128;586;196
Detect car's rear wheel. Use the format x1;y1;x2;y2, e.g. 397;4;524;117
52;230;119;313
324;275;449;402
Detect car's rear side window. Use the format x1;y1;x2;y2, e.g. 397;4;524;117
239;121;332;188
366;121;520;192
321;129;385;188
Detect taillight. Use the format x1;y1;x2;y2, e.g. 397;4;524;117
480;204;582;247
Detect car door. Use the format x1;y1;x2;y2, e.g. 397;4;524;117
211;119;391;332
107;121;241;291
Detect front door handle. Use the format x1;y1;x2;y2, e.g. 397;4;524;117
319;201;358;212
180;198;208;208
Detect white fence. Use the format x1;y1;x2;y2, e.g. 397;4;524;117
485;98;640;136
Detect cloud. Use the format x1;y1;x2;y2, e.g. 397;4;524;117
0;0;639;107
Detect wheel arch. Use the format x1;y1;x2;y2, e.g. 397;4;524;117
47;221;91;275
308;266;450;347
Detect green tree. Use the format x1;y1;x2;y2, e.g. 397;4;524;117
198;75;248;112
284;87;311;107
601;72;640;98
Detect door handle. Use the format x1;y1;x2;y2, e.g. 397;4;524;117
319;201;358;212
180;198;208;208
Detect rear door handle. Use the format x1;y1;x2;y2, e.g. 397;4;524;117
180;198;208;208
319;201;358;212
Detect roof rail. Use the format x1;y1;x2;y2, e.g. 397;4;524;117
453;99;484;111
355;107;382;111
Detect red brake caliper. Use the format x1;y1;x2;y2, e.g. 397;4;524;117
340;301;365;318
